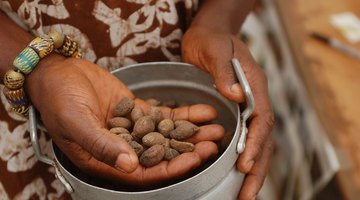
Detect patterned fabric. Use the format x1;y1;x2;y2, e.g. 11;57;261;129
0;0;197;199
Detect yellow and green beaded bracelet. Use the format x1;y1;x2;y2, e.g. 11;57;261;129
3;30;82;117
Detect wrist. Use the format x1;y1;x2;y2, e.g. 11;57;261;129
191;0;255;34
25;53;66;103
3;31;82;117
0;11;33;82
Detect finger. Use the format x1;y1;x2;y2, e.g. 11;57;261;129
184;124;225;144
56;140;144;184
207;36;246;103
141;141;218;183
235;81;274;173
212;36;269;105
133;98;150;112
141;153;201;183
171;104;217;123
237;137;273;200
57;108;139;173
55;138;145;184
56;139;218;185
192;141;218;161
237;109;274;173
211;61;245;103
232;38;274;173
134;99;218;123
192;35;245;103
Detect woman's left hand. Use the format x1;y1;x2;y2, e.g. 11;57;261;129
182;26;274;200
27;56;223;186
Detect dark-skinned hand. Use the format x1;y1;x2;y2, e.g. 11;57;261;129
26;55;224;185
182;26;274;200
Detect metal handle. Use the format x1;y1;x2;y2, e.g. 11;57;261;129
231;58;255;154
29;106;53;165
29;106;74;193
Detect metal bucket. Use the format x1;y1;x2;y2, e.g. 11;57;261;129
29;59;254;200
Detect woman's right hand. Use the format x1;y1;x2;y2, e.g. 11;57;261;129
26;55;224;185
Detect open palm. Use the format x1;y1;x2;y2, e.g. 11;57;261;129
26;56;223;185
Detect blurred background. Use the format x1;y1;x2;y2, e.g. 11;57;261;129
241;0;360;199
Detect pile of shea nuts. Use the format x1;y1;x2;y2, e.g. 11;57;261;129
108;97;200;168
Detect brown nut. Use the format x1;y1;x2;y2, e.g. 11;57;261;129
147;106;163;124
109;117;132;129
164;147;180;161
162;138;170;148
142;132;166;147
146;98;161;106
133;116;155;138
130;106;144;122
113;97;134;117
118;133;133;143
169;120;199;140
109;127;130;135
129;141;145;157
170;139;194;153
139;144;165;167
157;119;174;137
131;132;142;143
174;120;197;128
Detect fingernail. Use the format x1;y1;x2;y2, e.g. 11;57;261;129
230;83;241;94
115;153;136;173
251;196;257;200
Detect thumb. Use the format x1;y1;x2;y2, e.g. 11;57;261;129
84;127;139;173
210;60;245;103
58;110;139;173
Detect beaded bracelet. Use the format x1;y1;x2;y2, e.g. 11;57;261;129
2;30;82;117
